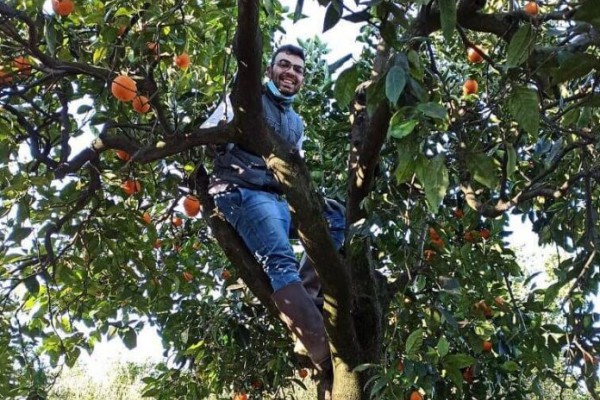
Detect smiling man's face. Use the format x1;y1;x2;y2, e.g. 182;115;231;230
267;52;305;96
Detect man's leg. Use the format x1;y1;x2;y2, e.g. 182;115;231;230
214;188;331;370
298;198;345;306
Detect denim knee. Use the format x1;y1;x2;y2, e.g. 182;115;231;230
323;198;345;250
214;188;301;292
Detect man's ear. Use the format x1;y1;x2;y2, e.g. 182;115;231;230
266;65;273;79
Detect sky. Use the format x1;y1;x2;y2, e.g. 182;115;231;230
276;0;364;63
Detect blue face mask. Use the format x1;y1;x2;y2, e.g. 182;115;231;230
266;80;295;106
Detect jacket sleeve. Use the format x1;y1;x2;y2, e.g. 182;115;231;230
295;118;305;157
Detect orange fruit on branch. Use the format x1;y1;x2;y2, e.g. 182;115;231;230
462;79;478;95
463;366;475;383
132;95;151;113
480;228;490;240
428;227;440;241
494;296;506;307
423;249;436;263
467;48;483;64
0;68;12;86
12;56;31;75
475;300;493;318
183;195;201;217
115;150;131;161
182;271;193;282
523;1;539;16
52;0;74;16
464;231;475;242
172;216;183;227
221;269;232;280
233;393;247;400
121;179;141;196
396;360;404;373
146;42;159;54
173;52;190;70
250;380;262;389
482;340;492;352
111;75;137;102
431;237;444;248
298;368;308;378
409;390;423;400
141;212;152;225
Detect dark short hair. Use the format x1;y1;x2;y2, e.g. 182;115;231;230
270;44;305;66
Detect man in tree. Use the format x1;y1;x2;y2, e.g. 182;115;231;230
205;44;340;394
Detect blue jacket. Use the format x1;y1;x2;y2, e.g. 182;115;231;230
209;86;304;194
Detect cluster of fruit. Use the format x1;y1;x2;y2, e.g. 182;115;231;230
0;56;31;86
461;1;540;96
109;50;188;111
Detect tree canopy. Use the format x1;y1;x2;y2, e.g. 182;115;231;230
0;0;599;399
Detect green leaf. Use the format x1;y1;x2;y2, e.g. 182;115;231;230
366;78;386;116
416;155;449;213
442;353;476;370
573;0;600;30
437;336;450;358
466;153;498;189
8;227;33;243
352;363;377;372
93;47;107;65
438;0;456;42
394;142;420;183
579;94;600;108
77;104;94;114
369;379;387;398
114;7;134;17
90;112;110;126
65;347;81;368
323;0;342;32
446;367;464;392
507;24;534;67
544;282;565;306
501;360;520;373
293;0;305;22
385;66;407;104
333;65;359;107
508;86;540;136
405;328;424;355
24;276;40;295
264;0;275;15
45;21;58;57
121;328;137;350
551;52;599;84
506;143;517;178
417;102;448;120
388;113;418;140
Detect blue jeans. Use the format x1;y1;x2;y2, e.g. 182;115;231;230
214;187;345;292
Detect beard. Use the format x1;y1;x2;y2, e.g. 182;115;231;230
274;73;300;96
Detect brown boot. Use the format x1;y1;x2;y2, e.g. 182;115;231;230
271;282;330;368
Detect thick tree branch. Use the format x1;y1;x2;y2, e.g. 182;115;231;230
54;122;235;178
231;0;263;141
191;165;277;315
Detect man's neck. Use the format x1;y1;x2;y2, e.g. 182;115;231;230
266;81;295;107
